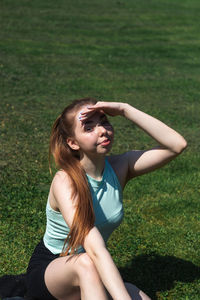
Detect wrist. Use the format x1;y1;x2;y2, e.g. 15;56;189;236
119;103;130;117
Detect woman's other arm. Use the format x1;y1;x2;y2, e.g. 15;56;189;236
83;227;131;300
51;172;131;300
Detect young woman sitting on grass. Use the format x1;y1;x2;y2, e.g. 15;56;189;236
26;98;187;300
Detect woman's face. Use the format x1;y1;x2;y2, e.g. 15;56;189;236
68;105;114;156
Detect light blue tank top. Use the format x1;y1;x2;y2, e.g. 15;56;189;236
43;159;124;254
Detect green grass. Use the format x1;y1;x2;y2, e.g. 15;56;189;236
0;0;200;299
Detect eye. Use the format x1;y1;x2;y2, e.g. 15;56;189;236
84;126;93;132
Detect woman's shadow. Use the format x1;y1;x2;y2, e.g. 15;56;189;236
119;253;200;299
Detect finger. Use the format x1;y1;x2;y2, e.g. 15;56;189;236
79;105;105;117
86;102;106;110
80;105;98;113
78;110;96;121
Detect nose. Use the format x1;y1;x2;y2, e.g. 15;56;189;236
98;125;107;136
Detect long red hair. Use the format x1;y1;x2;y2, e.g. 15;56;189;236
49;98;97;256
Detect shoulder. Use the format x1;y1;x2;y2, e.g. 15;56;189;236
107;153;129;189
49;170;79;228
52;169;72;187
49;170;74;211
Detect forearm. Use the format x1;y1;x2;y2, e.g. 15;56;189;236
121;103;187;153
90;248;131;300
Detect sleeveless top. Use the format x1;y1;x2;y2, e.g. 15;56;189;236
43;159;124;254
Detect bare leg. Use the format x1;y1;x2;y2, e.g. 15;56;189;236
45;253;109;300
77;253;109;300
106;282;151;300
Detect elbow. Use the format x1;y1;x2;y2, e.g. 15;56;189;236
182;139;188;151
174;138;188;154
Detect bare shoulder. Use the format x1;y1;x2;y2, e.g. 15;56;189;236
107;153;129;189
52;169;72;188
49;170;73;211
49;170;78;227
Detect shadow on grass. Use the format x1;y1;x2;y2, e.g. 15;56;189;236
119;254;200;300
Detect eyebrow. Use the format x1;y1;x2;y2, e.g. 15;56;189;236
82;113;106;125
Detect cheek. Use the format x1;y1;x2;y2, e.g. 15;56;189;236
87;132;98;143
80;132;97;144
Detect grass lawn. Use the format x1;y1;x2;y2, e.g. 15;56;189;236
0;0;200;299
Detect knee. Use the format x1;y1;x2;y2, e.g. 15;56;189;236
76;253;100;282
77;253;96;272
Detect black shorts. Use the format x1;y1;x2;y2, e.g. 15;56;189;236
26;239;59;300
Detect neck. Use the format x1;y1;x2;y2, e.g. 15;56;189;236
80;154;106;180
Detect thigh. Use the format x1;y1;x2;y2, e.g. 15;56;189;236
44;254;89;300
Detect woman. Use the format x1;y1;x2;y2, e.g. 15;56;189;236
26;98;187;300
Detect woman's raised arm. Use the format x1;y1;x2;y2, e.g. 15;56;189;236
122;103;187;154
82;102;187;181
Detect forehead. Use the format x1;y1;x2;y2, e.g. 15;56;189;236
74;106;106;129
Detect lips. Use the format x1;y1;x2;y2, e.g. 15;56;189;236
99;139;111;146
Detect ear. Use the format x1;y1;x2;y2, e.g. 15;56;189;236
66;138;80;151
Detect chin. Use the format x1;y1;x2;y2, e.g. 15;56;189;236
99;147;112;155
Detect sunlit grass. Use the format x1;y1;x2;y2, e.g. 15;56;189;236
0;0;200;299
